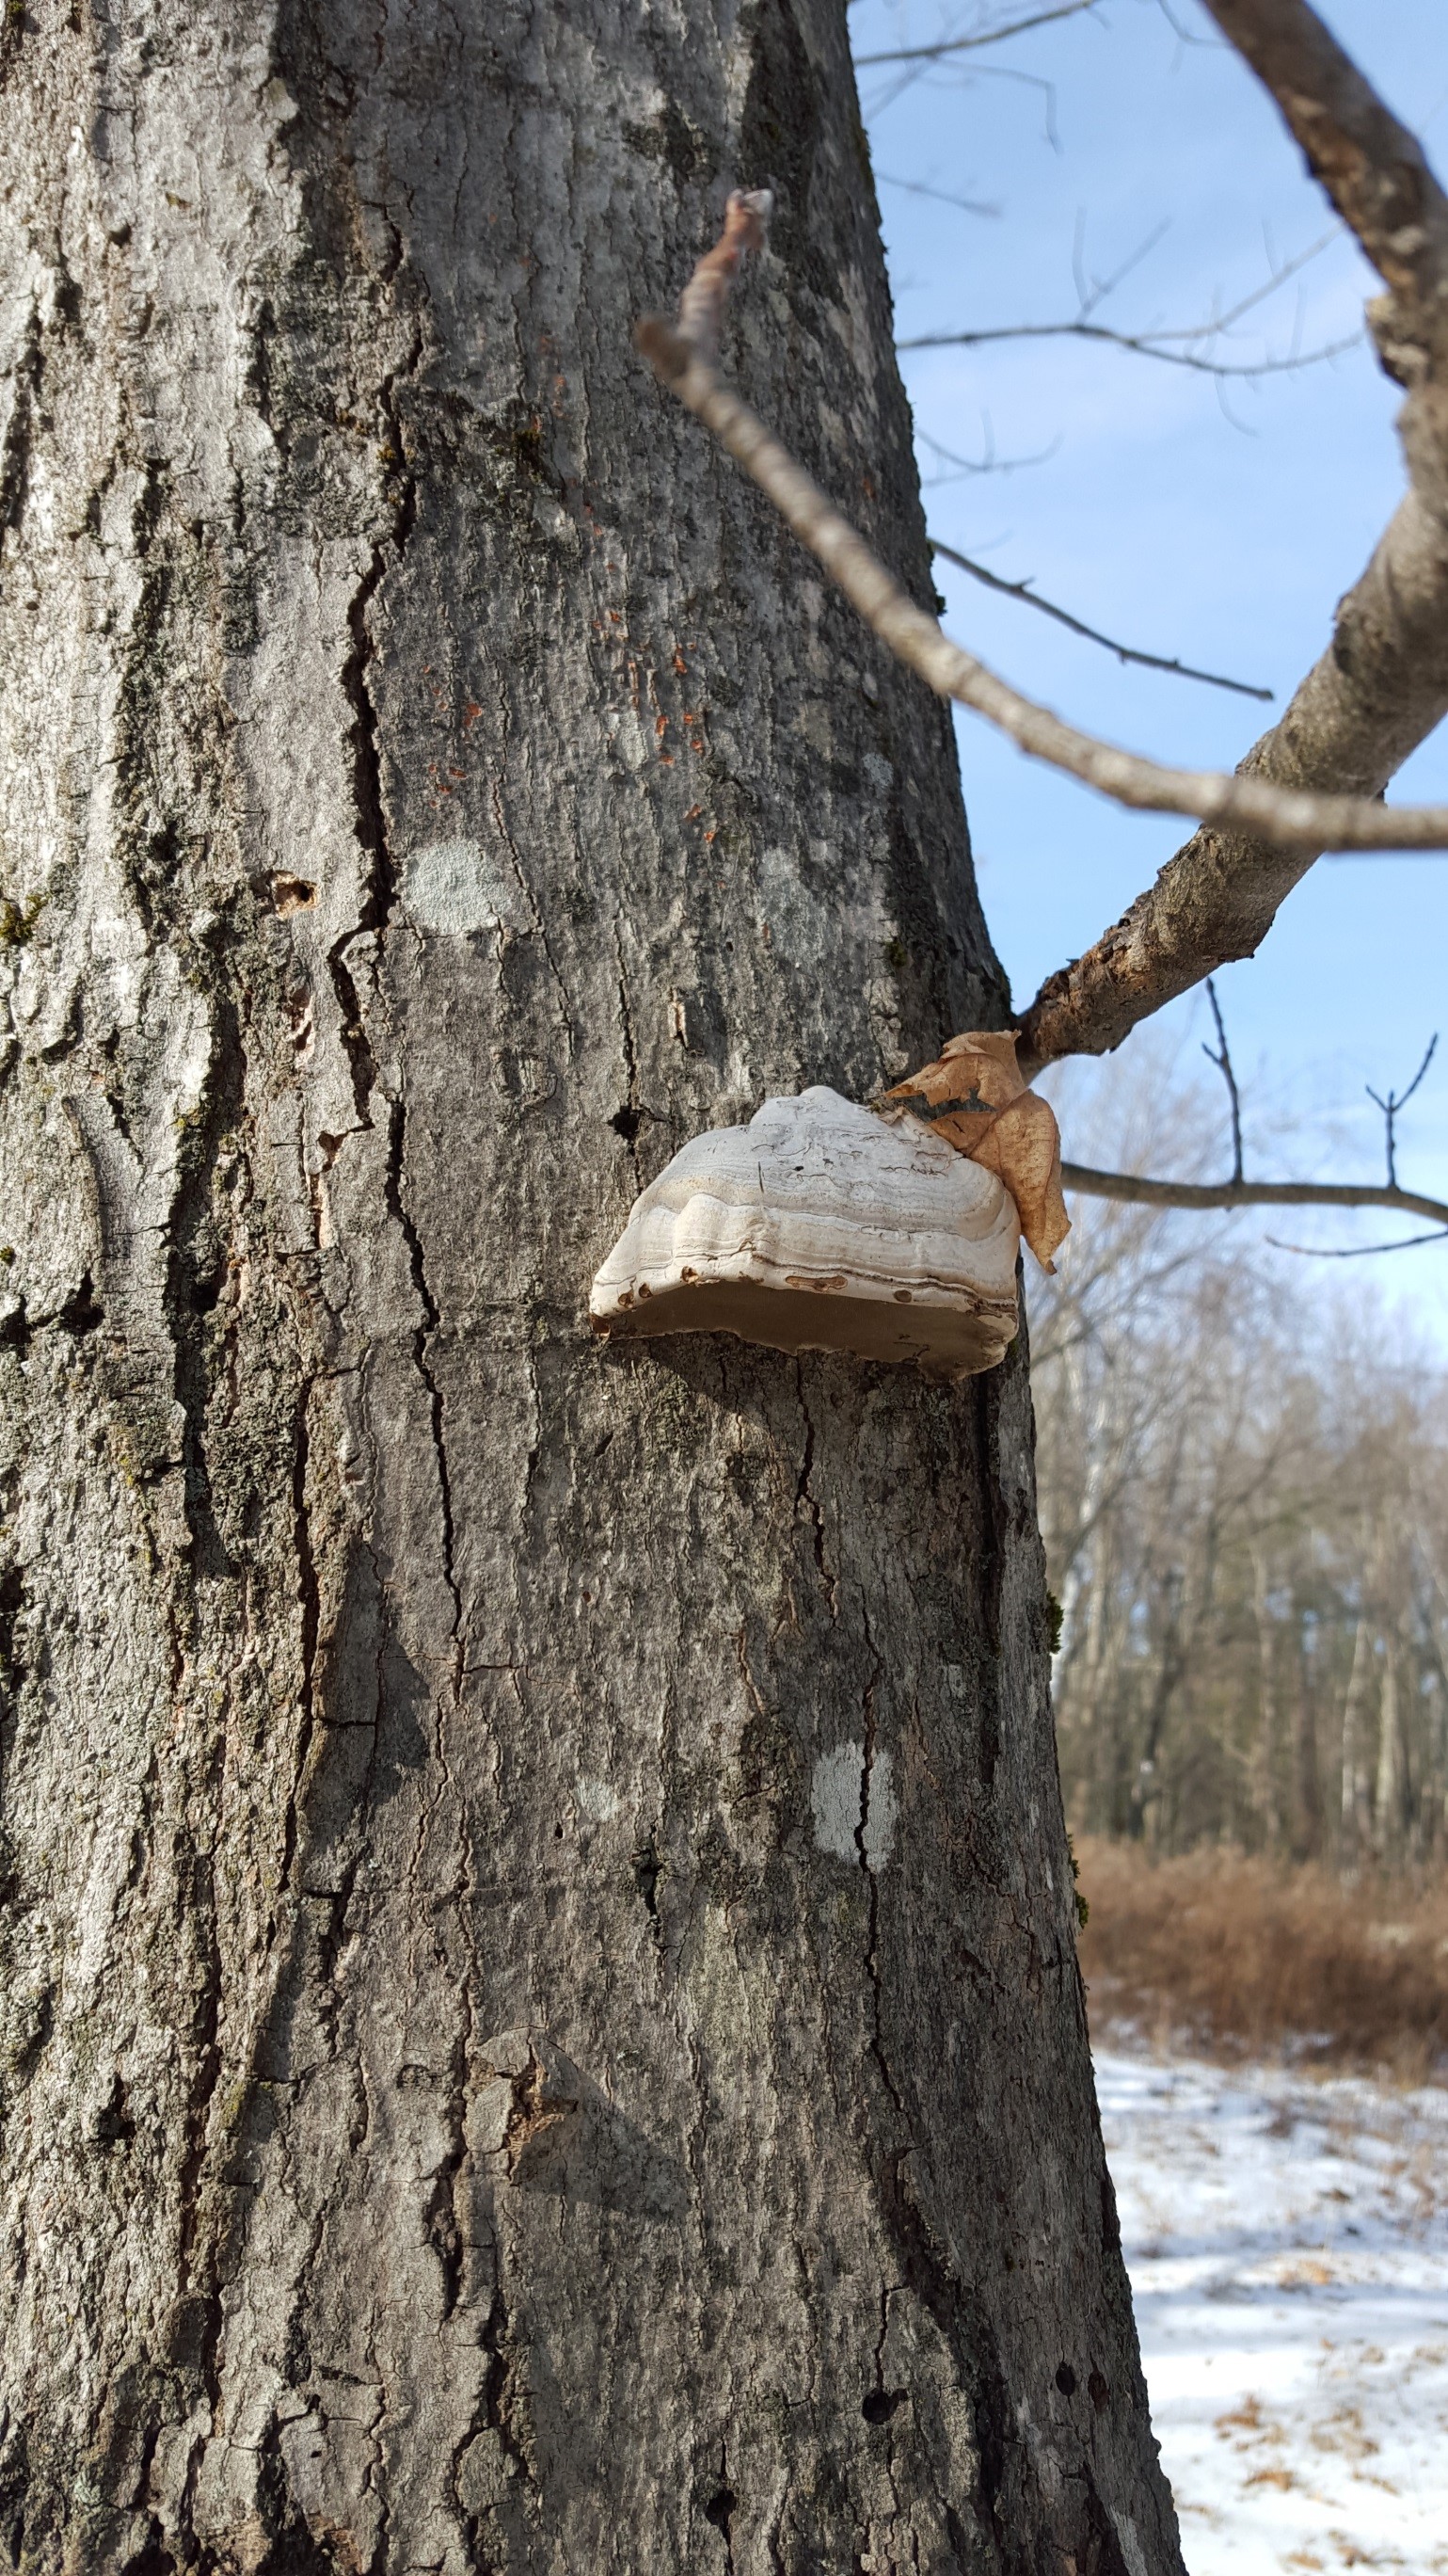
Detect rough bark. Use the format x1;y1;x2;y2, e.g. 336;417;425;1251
0;6;1181;2573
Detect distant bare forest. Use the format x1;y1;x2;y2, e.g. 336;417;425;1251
1034;1051;1448;1865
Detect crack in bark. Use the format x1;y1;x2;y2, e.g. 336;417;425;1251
793;1363;835;1615
279;1372;322;1908
704;2443;738;2571
876;2149;1015;2568
611;934;644;1190
0;301;40;543
477;2284;534;2489
852;1603;1022;2564
329;341;422;1128
383;1097;462;1668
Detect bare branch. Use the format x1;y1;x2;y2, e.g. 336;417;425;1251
930;536;1273;700
1366;1032;1438;1189
899;223;1352;377
899;316;1359;379
637;301;1448;850
876;171;1001;218
1061;1164;1448;1230
1199;0;1448;318
855;2;1102;69
1020;5;1448;1069
1266;1225;1448;1257
919;425;1059;481
1201;978;1245;1181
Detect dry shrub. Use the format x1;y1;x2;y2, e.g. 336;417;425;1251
1074;1836;1448;2078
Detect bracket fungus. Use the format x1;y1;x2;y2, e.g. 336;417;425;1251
589;1043;1066;1379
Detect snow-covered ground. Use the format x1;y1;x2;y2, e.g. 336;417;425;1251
1096;2049;1448;2576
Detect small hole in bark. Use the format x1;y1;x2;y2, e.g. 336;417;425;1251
704;2488;736;2530
271;872;316;915
633;1840;662;1919
1056;2362;1077;2396
92;2076;135;2147
1089;2369;1109;2411
610;1105;644;1141
58;1274;103;1336
862;2388;904;2425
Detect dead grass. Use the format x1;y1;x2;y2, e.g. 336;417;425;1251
1074;1837;1448;2078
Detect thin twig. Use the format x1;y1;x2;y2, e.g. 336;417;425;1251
877;172;1000;218
903;224;1347;374
1060;1164;1448;1227
1201;977;1245;1180
855;1;1102;67
930;536;1273;700
898;317;1360;377
1366;1033;1438;1188
919;425;1059;480
636;226;1448;849
1265;1226;1448;1258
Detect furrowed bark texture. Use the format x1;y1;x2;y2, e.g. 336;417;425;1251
0;7;1181;2573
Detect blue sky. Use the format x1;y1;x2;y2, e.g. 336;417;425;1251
849;0;1448;1329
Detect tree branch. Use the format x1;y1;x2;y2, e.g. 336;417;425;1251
899;316;1359;378
637;303;1448;851
1266;1224;1448;1257
1021;0;1448;1070
855;3;1102;69
930;536;1273;700
1061;1165;1448;1229
1200;0;1448;319
901;220;1350;376
1201;977;1245;1180
1365;1032;1437;1189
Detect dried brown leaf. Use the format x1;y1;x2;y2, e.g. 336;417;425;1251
882;1031;1071;1271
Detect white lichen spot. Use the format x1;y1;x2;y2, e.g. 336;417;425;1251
575;1775;622;1824
602;707;649;772
812;1743;861;1862
863;1749;898;1869
811;1742;898;1869
404;838;521;935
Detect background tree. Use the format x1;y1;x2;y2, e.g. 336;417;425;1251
1032;1048;1448;1861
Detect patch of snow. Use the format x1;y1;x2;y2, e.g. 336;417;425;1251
1096;2049;1448;2576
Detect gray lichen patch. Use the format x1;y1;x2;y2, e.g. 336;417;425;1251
812;1739;898;1868
403;836;523;935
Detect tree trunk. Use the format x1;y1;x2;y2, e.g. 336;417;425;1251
1374;1639;1406;1865
0;6;1182;2570
1290;1606;1324;1864
1340;1617;1374;1869
1250;1549;1281;1856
